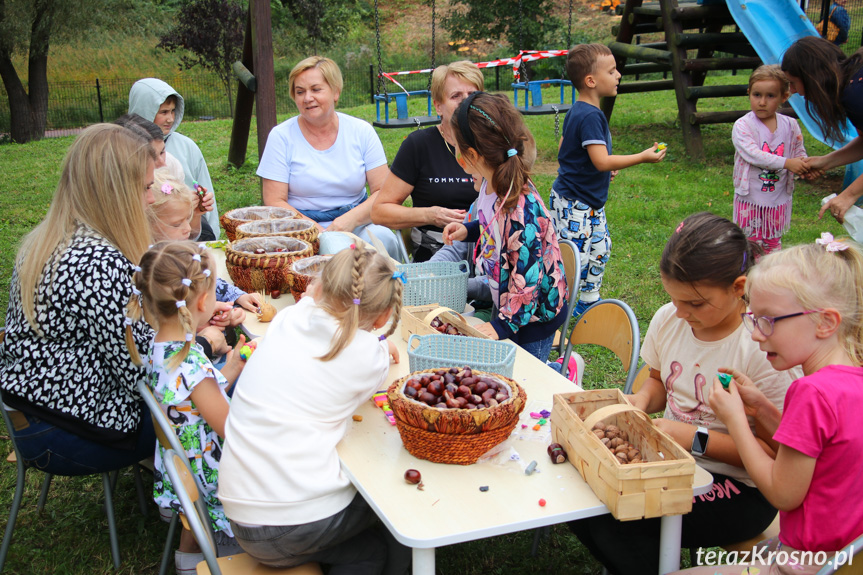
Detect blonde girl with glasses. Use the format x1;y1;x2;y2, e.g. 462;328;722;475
570;212;797;575
126;241;249;573
671;234;863;574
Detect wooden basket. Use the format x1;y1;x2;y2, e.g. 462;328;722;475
225;237;313;295
236;218;320;253
550;388;695;521
220;206;296;241
400;304;489;342
387;369;526;465
289;255;333;301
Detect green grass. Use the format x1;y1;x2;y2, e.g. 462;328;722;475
0;76;848;574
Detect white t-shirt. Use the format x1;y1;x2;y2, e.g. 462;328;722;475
256;113;387;212
217;296;390;526
641;302;797;485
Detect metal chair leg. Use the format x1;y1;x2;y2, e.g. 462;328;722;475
159;513;179;575
0;456;26;572
36;473;52;512
101;472;121;570
132;464;148;517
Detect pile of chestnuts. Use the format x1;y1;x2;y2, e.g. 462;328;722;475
429;316;466;336
403;367;510;409
591;421;644;464
253;247;288;254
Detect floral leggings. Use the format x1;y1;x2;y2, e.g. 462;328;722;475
549;190;610;305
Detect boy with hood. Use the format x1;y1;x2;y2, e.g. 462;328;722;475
129;78;219;240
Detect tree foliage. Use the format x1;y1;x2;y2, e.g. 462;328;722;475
0;0;115;143
272;0;371;54
441;0;564;54
157;0;244;116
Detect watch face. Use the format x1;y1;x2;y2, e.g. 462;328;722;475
693;430;708;454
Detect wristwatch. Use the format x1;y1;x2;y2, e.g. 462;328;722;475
691;426;709;456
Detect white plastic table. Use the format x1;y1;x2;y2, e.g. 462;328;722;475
336;336;714;575
211;247;713;574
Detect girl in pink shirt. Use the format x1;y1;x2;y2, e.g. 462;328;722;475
674;234;863;574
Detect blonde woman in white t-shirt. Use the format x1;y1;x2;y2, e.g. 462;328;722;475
568;212;796;575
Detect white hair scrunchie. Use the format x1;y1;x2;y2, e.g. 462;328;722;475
176;300;186;308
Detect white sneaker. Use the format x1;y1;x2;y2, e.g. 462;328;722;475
174;550;203;575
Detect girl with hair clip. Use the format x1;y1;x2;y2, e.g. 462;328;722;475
442;92;568;362
673;234;863;574
570;212;797;575
782;37;863;224
126;241;248;573
218;246;411;575
0;123;157;475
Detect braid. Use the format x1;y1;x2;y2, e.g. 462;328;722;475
124;269;146;367
383;281;403;339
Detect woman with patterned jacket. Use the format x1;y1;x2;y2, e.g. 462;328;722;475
0;124;157;474
442;92;568;362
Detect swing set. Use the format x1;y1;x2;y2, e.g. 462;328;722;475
371;0;577;137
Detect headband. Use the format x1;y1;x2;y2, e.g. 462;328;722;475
456;91;483;152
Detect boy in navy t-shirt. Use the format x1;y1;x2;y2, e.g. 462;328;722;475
551;43;666;316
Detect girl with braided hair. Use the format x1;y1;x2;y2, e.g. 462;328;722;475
126;240;248;573
218;245;410;574
442;92;568;362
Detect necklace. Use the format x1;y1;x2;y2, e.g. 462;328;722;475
438;125;457;159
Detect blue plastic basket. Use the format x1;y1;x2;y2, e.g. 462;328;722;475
407;333;517;378
396;261;469;312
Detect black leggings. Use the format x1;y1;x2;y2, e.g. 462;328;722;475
568;473;776;575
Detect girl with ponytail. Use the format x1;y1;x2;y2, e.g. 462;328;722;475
126;240;248;570
443;92;568;361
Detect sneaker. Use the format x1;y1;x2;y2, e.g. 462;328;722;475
572;299;599;319
175;550;204;575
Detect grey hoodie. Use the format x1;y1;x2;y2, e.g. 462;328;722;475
129;78;219;234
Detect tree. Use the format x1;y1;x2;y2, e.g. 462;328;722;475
441;0;563;54
273;0;370;53
157;0;244;117
0;0;107;143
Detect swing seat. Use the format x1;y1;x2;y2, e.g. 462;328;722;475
512;79;575;115
373;90;440;128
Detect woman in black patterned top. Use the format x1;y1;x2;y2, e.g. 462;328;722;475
0;124;158;475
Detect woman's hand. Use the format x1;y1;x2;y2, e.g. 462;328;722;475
328;211;359;233
197;325;229;356
475;322;499;340
819;192;856;223
442;222;467;245
784;157;809;176
428;206;467;229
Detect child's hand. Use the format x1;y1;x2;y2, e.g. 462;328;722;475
196;188;214;214
236;293;262;313
225;306;246;327
784;157;809;175
221;334;248;387
708;378;749;428
197;325;230;356
609;170;619;184
442;222;467;245
387;339;399;364
641;142;666;163
716;368;769;419
209;302;234;327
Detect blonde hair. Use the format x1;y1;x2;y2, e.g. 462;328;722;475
126;241;215;371
430;60;485;104
16;123;155;333
746;239;863;365
748;64;790;97
148;168;195;241
316;247;403;361
288;56;343;101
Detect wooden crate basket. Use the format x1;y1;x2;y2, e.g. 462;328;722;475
550;388;695;521
400;304;489;342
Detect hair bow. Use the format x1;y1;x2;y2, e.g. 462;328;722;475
392;270;407;284
160;183;173;195
815;232;849;252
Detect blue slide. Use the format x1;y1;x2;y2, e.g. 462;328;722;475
726;0;863;187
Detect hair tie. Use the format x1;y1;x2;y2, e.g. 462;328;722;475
675;222;684;234
185;333;194;342
350;243;357;250
740;252;747;272
134;265;142;273
181;278;192;287
192;254;202;262
379;334;387;341
353;298;361;305
457;91;483;152
123;317;133;326
202;269;211;277
176;300;186;308
507;148;517;158
160;183;173;195
392;270;407;284
148;244;154;249
815;232;850;252
131;286;141;296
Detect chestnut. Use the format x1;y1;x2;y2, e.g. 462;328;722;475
404;469;422;484
468;394;482;405
494;392;508;403
419;392;436;404
474;381;489;394
443;373;456;385
460;376;476;388
448;367;460;374
481;389;496;402
419;376;431;386
270;289;281;299
444;383;459;395
427;380;443;396
457;385;471;398
487;398;498;407
455;397;468;408
404;386;418;398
